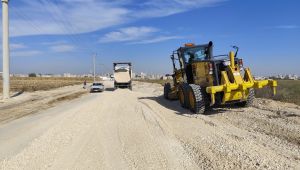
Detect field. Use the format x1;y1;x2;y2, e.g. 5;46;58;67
255;80;300;105
0;77;98;93
137;79;300;105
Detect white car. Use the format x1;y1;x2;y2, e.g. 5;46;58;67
90;82;104;93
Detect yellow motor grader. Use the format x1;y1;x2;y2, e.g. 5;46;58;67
164;41;277;114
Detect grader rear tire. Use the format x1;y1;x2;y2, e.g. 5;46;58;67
164;83;171;99
187;84;207;114
178;83;189;108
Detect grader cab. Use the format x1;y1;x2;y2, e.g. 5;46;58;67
164;41;277;114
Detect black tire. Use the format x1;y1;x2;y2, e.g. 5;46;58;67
178;83;189;108
237;88;255;107
187;84;207;114
164;83;171;99
114;83;117;90
129;82;133;90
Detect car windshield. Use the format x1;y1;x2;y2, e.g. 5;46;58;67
184;46;208;63
93;83;103;86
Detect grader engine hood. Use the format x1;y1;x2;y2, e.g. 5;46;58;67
206;51;277;106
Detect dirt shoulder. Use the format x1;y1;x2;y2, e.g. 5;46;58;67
0;84;88;124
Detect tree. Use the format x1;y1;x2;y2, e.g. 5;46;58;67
28;73;37;77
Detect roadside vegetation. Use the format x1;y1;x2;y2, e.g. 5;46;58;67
255;80;300;105
0;77;97;92
136;79;300;105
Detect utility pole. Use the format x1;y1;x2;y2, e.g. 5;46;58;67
93;53;97;82
2;0;10;99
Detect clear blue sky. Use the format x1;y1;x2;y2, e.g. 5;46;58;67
1;0;299;76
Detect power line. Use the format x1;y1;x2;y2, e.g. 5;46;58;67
10;5;45;35
38;0;89;52
39;0;95;53
98;63;112;72
50;1;96;54
11;1;96;54
12;4;95;52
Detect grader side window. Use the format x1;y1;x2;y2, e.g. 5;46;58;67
172;53;182;70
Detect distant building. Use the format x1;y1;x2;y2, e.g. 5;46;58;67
161;76;168;80
12;74;28;77
63;73;76;78
53;74;62;77
41;74;53;78
36;74;62;78
275;74;285;79
269;74;299;80
82;74;93;78
285;74;298;80
254;76;266;80
161;75;173;80
140;72;147;79
100;76;112;81
132;72;136;79
64;73;71;77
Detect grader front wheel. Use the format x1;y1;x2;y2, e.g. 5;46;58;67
236;88;255;107
188;84;207;114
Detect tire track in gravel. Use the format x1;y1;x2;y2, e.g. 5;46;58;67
114;90;199;170
135;86;300;169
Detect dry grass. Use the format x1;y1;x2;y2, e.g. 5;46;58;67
255;80;300;105
0;77;98;93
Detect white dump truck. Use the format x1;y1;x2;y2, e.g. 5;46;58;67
113;62;132;90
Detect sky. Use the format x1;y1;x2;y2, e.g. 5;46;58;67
0;0;299;76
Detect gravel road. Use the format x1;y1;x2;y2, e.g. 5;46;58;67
0;81;299;169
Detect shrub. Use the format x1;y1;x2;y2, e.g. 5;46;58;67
28;73;37;77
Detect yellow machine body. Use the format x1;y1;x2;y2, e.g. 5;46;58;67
206;51;277;105
192;62;214;87
166;69;184;100
174;69;184;84
165;41;278;114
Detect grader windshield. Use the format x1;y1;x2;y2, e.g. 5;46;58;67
179;42;213;64
183;46;208;62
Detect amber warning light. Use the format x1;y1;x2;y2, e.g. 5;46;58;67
185;43;195;47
